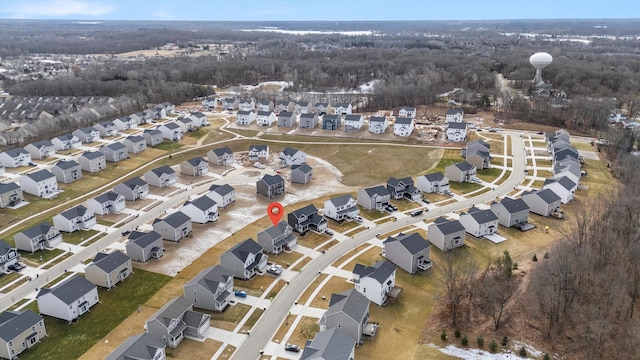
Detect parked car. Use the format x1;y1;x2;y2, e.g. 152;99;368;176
285;343;301;352
324;229;334;236
410;210;423;217
8;262;26;271
422;198;430;204
267;264;283;275
389;204;398;211
28;162;38;167
353;216;364;223
234;290;247;298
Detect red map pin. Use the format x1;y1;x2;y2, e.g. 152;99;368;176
267;202;284;226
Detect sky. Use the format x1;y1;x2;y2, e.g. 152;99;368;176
0;0;636;21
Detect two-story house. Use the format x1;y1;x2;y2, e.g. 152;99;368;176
145;296;210;348
490;197;530;228
398;106;416;118
181;195;219;224
208;147;234;166
427;217;466;251
189;112;209;127
459;206;499;238
368;116;388;134
291;163;313;184
343;114;364;131
0;240;20;273
238;99;255;112
87;191;126;215
53;205;96;233
416;172;450;194
180;157;208;176
72;126;101;143
123;135;147;154
157;122;182;141
25;140;56;160
105;333;166;360
144;165;177;188
383;232;432;274
386;177;421;201
183;265;234;312
445;109;464;123
256;100;274;112
257;221;297;254
152;211;192;242
207;184;236;208
256;174;285;199
51;160;82;184
357;185;391;211
14;222;62;253
19;169;58;197
248;145;269;162
0;182;24;208
0;148;31;168
78;151;106;173
113;177;149;201
126;231;164;263
521;189;562;217
394;117;415;137
279;147;307;167
319;289;374;344
294;101;312;114
352;260;397;306
0;310;46;359
314;102;330;115
324;194;359;222
322;114;341;130
222;97;238;110
334;102;352;115
84;250;132;289
256;111;277;126
176;117;195;133
287;204;327;236
446;121;468;142
113;116;136;131
219;238;268;280
299;113;318;129
100;142;128;163
51;133;81;151
95;121;119;137
236;110;256;125
275;100;294;113
277;111;295;127
36;276;99;322
542;176;577;204
143;129;164;146
445;161;477;183
301;328;355;360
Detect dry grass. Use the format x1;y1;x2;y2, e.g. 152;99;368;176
341;246;385;272
241;308;264;333
269;251;303;268
208;303;251;331
343;226;366;237
218;345;237;360
234;275;277;297
266;280;287;300
287;316;320;348
309;276;354;308
332;244;370;267
296;232;330;249
392;198;421;211
317;239;339;252
376;225;417;240
292;257;311;272
297;273;328;305
326;219;360;232
272;314;296;343
164;338;222;360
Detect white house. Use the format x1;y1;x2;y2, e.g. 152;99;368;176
334;102;352;115
207;184;236;208
189;112;209;127
144;165;177;188
13;222;62;253
87;191;126;215
294;101;312;114
25;140;56;160
521;189;562;217
99;142;128;163
398;106;416;118
248;145;269;162
446;121;468;142
324;194;359;222
50;160;82;184
256;111;277;126
279;147;307;166
236;110;256;125
72;127;101;143
256;100;274;112
78;151;106;173
490;196;530;228
394;117;415;137
343;114;364;131
181;195;219;224
352;261;397;306
95;121;119;137
158;122;182;141
51;133;81;151
19;170;58;197
0;148;31;168
459;206;499;238
36;276;99;322
113;177;149;201
368;116;388;134
53;205;96;233
238;98;255;112
123;135;147;154
143;129;164;146
445;109;464;123
416;172;450;194
542;176;577;204
0;182;23;208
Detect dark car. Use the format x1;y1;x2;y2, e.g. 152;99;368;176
285;343;300;352
422;198;430;204
28;162;38;167
324;229;334;236
8;263;26;271
410;210;423;217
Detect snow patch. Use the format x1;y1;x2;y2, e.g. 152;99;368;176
431;342;543;360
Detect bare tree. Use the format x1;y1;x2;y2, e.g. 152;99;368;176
434;253;478;327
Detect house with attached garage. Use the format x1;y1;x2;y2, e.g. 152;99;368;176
236;110;256;125
446;121;468;142
87;191;125;215
398;106;416;118
0;310;47;360
343;114;364;131
238;98;255;112
445;161;477;183
319;289;374;345
386;176;421;201
256;174;285;199
94;121;119;137
394;117;415;137
84;250;132;289
222;97;238;110
183;265;234;312
220;238;268;280
99;142;128;163
357;185;391;211
288;204;327;236
113;177;149;201
51;160;82;184
256;111;277;126
157;102;175;114
352;260;397;306
277;111;295;127
299;113;318;129
543;176;577;204
51;133;81;151
275;100;294;113
208;147;234;166
256;100;274;112
123;135;147;154
78;151;106;173
0;241;20;273
176;117;195;133
202;97;217;109
490;197;530;228
0;147;31;168
314;102;330;115
428;216;466;252
145;165;177;188
145;296;210;348
36;276;99;322
0;183;24;210
188;112;208;127
126;231;164;263
324;194;359;222
181;195;218;224
53;205;96;233
553;164;581;185
143;129;164;146
180;157;208;176
301;328;356;360
279;147;306;166
248;144;269;162
445;109;464;123
14;222;62;252
113;116;136;131
291;163;313;184
152;105;166;119
73;126;101;143
152;211;192;242
19;169;58;197
257;221;297;254
368;116;388;134
157;122;182;141
383;232;432;274
295;101;312;114
463;139;492;170
105;333;166;360
416;172;450;194
459;206;499;238
206;184;236;208
334;102;352;115
25;140;56;159
322;114;341;130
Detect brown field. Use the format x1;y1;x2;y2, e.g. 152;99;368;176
310;276;354;308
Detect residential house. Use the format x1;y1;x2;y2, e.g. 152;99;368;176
188;112;209;127
236;110;256;125
72;126;101;143
279;147;307;166
152;105;166;119
257;221;297;254
113;116;136;131
221;97;238;110
135;110;155;124
394;117;415;137
368;116;388;134
100;142;128;163
446;121;468;142
152;211;192;242
295;101;312;114
288;204;327;235
248;144;269;162
445;109;464;123
157;122;182;141
0;148;31;168
126;231;164;263
0;182;24;208
238;98;255;112
145;296;210;348
464;140;491;169
176;117;195;133
14;222;62;252
53;205;96;233
0;310;46;360
543;176;577;204
459;206;499;237
19;169;58;197
299;113;318;129
386;176;421;201
0;240;20;273
87;191;125;215
123;135;147;154
113;177;149;201
157;102;175;114
256;100;274;112
277;111;295;127
445;161;477;183
462;139;490;158
25;140;56;159
208;146;234;166
398;106;416;118
383;232;432;274
256;111;277;126
105;333;166;360
275;100;294;113
291;163;313;184
314;102;330;115
318;289;373;344
180;157;208;176
78;151;106;173
416;172;450;194
334;102;352;115
357;185;391;210
183;265;234;312
427;217;466;251
324;194;359;222
143;129;164;146
553;166;580;186
206;184;236;208
181;195;218;224
256;174;285;199
300;328;356;360
94;121;119;137
51;133;81;151
51;160;82;184
220;238;268;279
84;250;132;289
144;165;177;188
322;114;341;130
490;197;530;228
36;276;99;322
343;114;364;131
352;260;397;306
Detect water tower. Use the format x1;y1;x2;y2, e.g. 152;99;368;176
529;52;553;86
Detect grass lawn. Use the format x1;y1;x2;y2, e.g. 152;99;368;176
343;227;366;237
0;272;22;289
391;198;421;211
241;308;264;333
42;253;73;269
423;149;463;175
530;180;545;189
152;141;184;151
296;232;330;249
96;219;115;227
269;251;303;268
340;246;384;274
234;275;276;297
297;273;328;305
186;128;209;139
359;207;388;220
327;219;360;233
536;159;553;167
449;181;483;194
476;167;504;182
536;170;553;178
317;239;339;253
571;141;595;151
20;269;171;360
63;229;99;245
292;257;311;272
266;280;287;300
208;303;251;331
165;338;222;360
310;276;354;308
286;316;320;349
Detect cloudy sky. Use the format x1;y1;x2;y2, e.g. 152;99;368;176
0;0;635;21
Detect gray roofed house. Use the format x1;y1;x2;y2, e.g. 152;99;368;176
88;191;125;215
398;106;416;118
145;296;210;348
427;217;466;251
393;116;415;136
143;129;164;146
386;176;421;201
445;161;477;183
222;97;239;110
0;182;24;208
84;250;132;288
294;101;312;114
446;121;468;142
94;121;119;137
256;174;285;199
219;238;268;280
14;222;62;253
238;98;255;112
126;231;164;263
299;113;318;129
279;147;307;167
277;111;295;127
459;206;499;238
383;232;432;274
248;144;269;162
113;177;149;201
53;204;96;233
275;100;294;113
72;126;100;143
0;147;31;168
25;139;56;159
51;133;81;150
301;327;356;360
207;184;236;208
334;102;352;115
189;112;209;127
183;265;234;312
445;109;464;123
207;146;234;166
323;194;359;222
19;169;58;197
152;211;192;242
368;116;388;134
287;204;328;235
318;289;374;344
123;135;147;154
100;142;128;163
352;260;397;306
0;240;20;273
78;151;106;173
181;195;218;223
105;333;166;360
542;176;577;204
113;116;136;131
256;99;274;112
256;110;277;126
0;310;47;360
51;159;82;184
180;156;208;176
158;122;182;141
314;101;330;115
521;189;562;217
322;114;341;130
36;276;99;322
236;110;256;125
490;197;530;228
176;117;195;133
357;185;391;210
291;163;313;184
257;221;297;254
416;172;450;194
145;165;177;188
343;114;363;131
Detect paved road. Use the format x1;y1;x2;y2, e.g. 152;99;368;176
231;133;525;360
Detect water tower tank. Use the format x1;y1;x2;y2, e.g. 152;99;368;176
530;52;553;85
